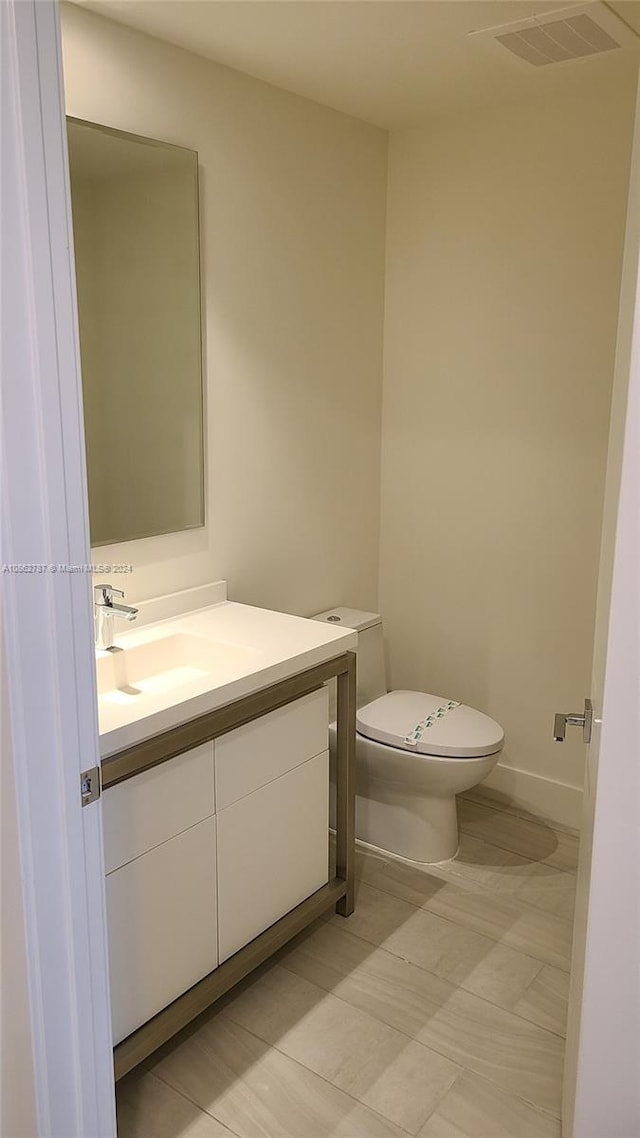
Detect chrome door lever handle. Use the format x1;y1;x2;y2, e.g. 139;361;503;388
553;699;593;744
553;712;568;742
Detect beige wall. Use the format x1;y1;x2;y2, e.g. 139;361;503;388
61;2;387;615
379;75;637;824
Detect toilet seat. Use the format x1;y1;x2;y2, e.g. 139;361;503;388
356;690;504;759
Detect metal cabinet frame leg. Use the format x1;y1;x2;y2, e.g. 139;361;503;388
335;651;356;916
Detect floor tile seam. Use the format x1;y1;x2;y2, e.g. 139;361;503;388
456;823;578;876
497;1086;563;1124
489;891;576;925
245;962;566;1126
429;1068;565;1132
145;1067;245;1138
499;955;546;1003
455;834;577;880
350;873;564;965
483;890;576;928
217;980;462;1075
508;971;570;1040
435;1063;562;1124
355;877;438;919
372;854;578;912
358;861;571;923
522;955;571;977
455;801;576;846
354;880;564;976
358;842;576;899
257;957;480;1085
496;997;568;1042
434;1068;563;1125
518;961;567;999
431;866;577;924
213;1009;420;1137
362;869;576;951
329;926;569;1042
272;957;442;1063
356;875;576;971
414;1066;470;1134
280;924;566;1048
459;793;580;840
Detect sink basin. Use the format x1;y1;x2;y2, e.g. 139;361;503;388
97;633;260;704
95;591;359;757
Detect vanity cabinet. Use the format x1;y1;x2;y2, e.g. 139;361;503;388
106;816;218;1044
214;688;328;807
102;742;215;874
217;754;329;960
103;742;217;1043
101;651;355;1079
215;688;329;960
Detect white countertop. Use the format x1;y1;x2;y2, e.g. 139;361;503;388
97;599;356;759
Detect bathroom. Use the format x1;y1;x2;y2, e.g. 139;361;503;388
3;1;640;1136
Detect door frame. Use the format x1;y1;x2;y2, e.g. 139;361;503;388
2;2;115;1134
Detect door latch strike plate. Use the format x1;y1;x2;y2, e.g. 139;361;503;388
80;766;101;806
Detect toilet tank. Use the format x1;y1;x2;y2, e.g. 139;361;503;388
311;607;387;710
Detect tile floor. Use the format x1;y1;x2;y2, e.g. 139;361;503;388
116;791;578;1138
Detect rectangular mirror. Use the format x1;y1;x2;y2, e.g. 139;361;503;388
67;118;205;546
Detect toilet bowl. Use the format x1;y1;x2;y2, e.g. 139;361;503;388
314;608;504;863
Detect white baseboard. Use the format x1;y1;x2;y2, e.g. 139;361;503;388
476;763;583;831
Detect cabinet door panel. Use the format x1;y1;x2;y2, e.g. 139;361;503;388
217;752;329;962
106;816;217;1044
215;688;328;809
103;742;214;874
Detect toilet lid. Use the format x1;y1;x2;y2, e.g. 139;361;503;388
356;690;504;758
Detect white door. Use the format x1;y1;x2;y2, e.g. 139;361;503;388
562;79;640;1137
1;2;115;1134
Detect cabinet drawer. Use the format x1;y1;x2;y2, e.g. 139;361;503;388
215;687;328;810
103;742;214;874
106;815;217;1045
217;751;329;962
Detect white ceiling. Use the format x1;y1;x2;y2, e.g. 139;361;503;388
73;1;640;128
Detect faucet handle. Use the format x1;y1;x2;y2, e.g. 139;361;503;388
94;583;125;605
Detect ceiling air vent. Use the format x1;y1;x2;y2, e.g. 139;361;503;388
469;2;639;66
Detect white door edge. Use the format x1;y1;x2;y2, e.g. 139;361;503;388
563;71;640;1138
1;2;115;1134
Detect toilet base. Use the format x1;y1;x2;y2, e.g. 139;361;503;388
355;782;459;863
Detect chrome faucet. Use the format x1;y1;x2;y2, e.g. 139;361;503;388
93;584;138;651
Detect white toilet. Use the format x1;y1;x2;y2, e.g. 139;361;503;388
313;607;504;863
